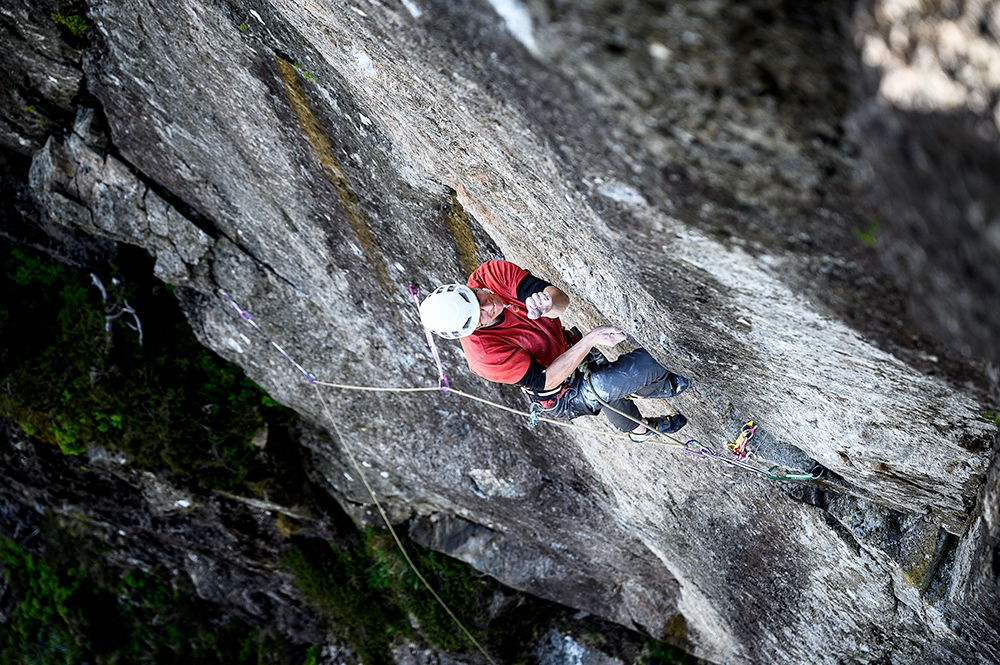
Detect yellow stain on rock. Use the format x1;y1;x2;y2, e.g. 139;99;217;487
443;193;480;278
275;57;392;293
662;612;690;647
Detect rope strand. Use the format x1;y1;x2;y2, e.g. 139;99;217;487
310;382;498;664
313;377;685;448
217;289;817;660
221;291;496;662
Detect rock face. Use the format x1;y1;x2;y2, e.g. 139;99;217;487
3;0;999;663
0;418;333;645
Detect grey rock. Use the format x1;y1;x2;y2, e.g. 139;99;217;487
393;641;470;665
4;0;1000;662
536;629;623;665
0;419;333;645
29;108;214;287
0;0;84;154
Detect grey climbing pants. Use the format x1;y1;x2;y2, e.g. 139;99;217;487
541;349;675;432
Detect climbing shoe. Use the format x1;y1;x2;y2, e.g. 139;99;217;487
630;374;689;400
628;413;688;442
661;372;691;396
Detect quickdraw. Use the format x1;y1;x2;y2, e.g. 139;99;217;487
684;421;819;483
220;290;315;384
727;420;755;461
682;437;763;477
527;402;542;428
224;289;818;487
766;466;817;482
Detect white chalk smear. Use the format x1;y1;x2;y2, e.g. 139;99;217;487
598;183;648;207
354;50;377;77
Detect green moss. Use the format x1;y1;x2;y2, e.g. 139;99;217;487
442;194;480;278
899;528;949;591
645;640;701;664
660;613;689;647
0;239;294;492
853;219;881;247
284;536;408;663
302;645;321;665
50;13;89;36
981;411;1000;426
285;528;495;662
275;57;393;295
293;62;316;82
0;528;306;665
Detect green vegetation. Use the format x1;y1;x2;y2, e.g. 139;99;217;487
645;640;703;664
982;411;1000;426
286;528;703;663
854;219;881;247
239;22;248;31
0;526;303;665
50;13;89;36
293;63;315;82
0;238;292;491
285;528;496;663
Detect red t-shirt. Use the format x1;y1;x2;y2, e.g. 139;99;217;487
460;260;569;384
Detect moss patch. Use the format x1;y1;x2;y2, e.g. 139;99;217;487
0;238;293;492
51;13;89;37
645;639;704;664
0;525;304;665
286;526;706;663
853;219;881;247
285;528;495;663
900;527;949;591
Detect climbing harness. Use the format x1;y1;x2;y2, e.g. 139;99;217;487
222;288;821;482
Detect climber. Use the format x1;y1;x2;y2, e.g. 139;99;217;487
419;260;689;440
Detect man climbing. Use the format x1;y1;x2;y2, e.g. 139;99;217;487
419;260;689;440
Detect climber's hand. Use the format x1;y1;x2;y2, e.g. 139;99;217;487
526;291;553;319
587;326;626;347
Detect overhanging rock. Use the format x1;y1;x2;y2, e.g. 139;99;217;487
22;0;1000;662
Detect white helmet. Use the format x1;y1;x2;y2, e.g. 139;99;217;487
420;284;480;339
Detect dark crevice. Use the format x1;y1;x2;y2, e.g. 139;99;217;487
819;508;862;555
89;124;221;242
923;531;960;603
66;107;312;298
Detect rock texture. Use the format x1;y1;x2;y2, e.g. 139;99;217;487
3;0;1000;663
851;0;1000;363
0;418;334;645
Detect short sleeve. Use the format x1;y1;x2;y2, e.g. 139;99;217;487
515;274;553;302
